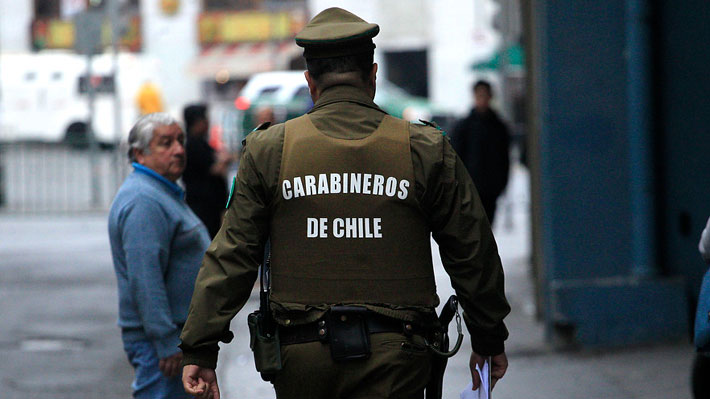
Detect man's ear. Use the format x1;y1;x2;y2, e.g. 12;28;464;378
368;63;378;98
133;148;145;164
304;71;319;102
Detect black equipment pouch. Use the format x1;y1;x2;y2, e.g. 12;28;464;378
327;306;371;362
247;310;282;379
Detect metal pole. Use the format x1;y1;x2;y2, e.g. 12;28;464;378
109;0;124;195
626;0;655;277
498;0;512;120
0;21;4;208
87;52;101;208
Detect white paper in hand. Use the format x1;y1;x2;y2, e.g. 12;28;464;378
460;360;490;399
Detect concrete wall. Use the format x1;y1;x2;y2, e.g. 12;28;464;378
140;0;201;116
308;0;501;115
0;1;32;52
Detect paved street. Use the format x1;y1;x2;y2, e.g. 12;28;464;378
0;163;696;398
0;214;132;399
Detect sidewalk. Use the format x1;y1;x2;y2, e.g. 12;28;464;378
450;164;695;399
458;205;695;399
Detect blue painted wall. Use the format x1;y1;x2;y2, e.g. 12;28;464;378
531;0;693;346
540;1;631;281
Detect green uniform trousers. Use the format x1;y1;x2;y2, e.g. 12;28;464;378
272;332;432;399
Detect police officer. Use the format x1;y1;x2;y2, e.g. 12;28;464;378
180;8;510;399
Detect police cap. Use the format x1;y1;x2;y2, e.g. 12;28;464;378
295;7;379;59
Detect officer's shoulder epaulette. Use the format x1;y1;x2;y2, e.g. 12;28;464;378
253;121;271;131
225;175;237;209
241;122;273;146
417;119;447;137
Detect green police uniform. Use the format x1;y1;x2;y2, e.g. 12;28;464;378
180;7;509;398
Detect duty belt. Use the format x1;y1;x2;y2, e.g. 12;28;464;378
279;309;427;346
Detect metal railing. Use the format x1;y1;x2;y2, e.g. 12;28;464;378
0;142;131;213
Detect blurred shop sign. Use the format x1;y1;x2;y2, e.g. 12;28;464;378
31;19;75;49
78;74;116;94
32;15;142;52
198;10;307;44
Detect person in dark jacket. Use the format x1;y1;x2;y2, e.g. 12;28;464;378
451;80;511;224
182;104;232;238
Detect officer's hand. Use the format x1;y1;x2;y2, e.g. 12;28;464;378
489;352;508;389
159;352;183;377
183;365;220;399
469;351;508;391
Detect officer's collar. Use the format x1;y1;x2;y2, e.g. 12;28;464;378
309;85;386;115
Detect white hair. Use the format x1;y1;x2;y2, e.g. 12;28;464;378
127;113;179;162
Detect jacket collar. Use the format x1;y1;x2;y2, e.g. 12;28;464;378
309;85;386;115
132;162;185;199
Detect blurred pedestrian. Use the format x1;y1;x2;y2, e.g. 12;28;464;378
136;80;164;115
179;8;509;399
182;104;233;238
255;105;275;127
108;113;211;399
451;80;511;225
694;216;710;399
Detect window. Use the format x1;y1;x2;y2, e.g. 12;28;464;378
204;0;261;11
35;0;60;18
294;86;310;100
84;0;141;11
384;50;429;98
34;0;140;18
255;86;279;99
78;74;116;94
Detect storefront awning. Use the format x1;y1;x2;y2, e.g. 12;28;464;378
189;41;302;80
471;43;525;71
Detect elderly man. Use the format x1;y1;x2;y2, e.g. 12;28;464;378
109;113;211;399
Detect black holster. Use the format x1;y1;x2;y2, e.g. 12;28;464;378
247;309;282;381
425;295;459;399
247;256;282;382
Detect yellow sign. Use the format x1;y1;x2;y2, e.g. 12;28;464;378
48;20;75;48
198;11;305;44
222;12;272;42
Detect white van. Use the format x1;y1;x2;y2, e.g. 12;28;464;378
0;51;160;145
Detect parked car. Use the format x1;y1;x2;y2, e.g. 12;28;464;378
231;71;455;142
232;71;312;138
